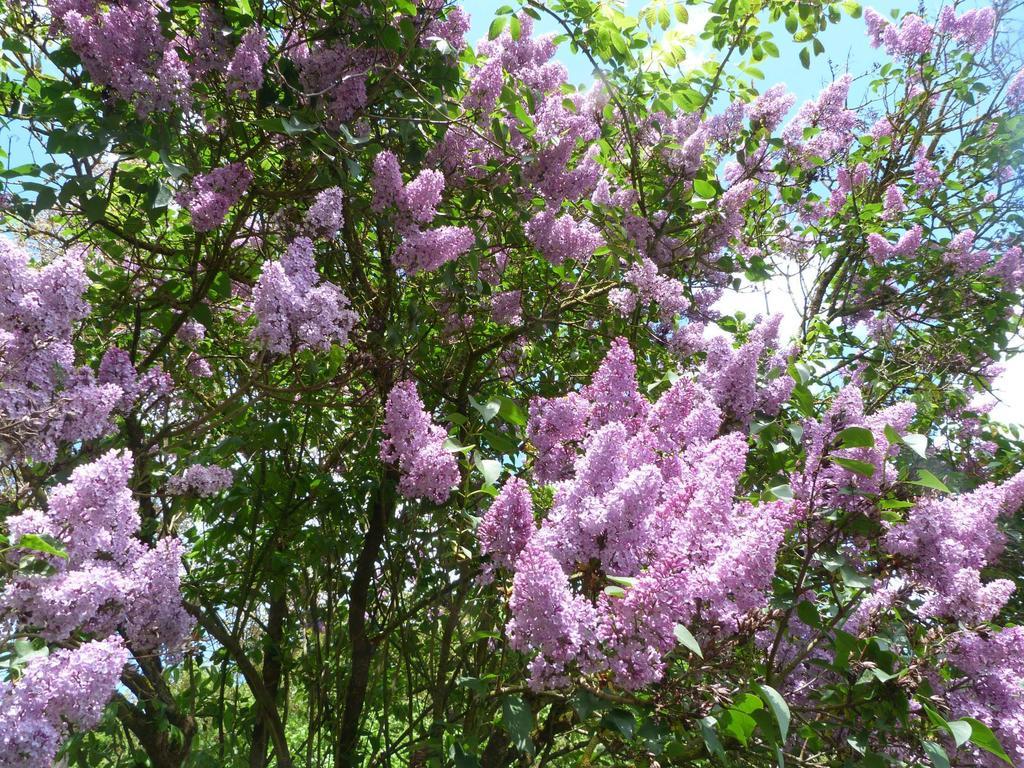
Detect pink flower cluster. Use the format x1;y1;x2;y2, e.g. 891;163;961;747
0;239;138;461
306;186;345;239
166;463;234;497
490;289;522;325
422;3;470;51
294;42;375;127
793;385;916;508
0;636;130;768
50;0;192;115
226;28;269;94
883;472;1024;622
946;627;1024;766
393;226;476;275
176;163;252;232
609;258;689;321
371;151;475;274
943;229;990;274
380;380;459;503
251;237;358;353
748;84;796;132
477;477;534;574
697;315;796;425
866;6;994;58
489;339;797;689
48;0;278;114
1009;69;1024;111
525;208;604;266
2;450;193;652
867;225;922;264
782;75;856;165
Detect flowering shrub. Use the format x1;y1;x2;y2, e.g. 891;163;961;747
0;0;1022;766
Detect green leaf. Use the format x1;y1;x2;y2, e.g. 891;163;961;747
570;689;604;721
470;396;500;424
281;116;314;135
768;484;793;500
501;695;534;756
908;469;950;493
452;744;481;768
673;624;703;658
33;186;56;214
488;16;507;40
922;741;950;768
720;708;757;746
693;178;717;198
443;437;475;454
963;718;1013;764
495;395;526;427
81;195;107;223
699;716;728;763
475;456;502;486
796;600;821;628
837;426;874;449
946;720;972;749
902;433;928;458
756;684;790;742
15;533;68;559
457;676;489;695
601;708;636;739
150;181;174;210
832;457;876;477
606;574;637;589
799;46;810;68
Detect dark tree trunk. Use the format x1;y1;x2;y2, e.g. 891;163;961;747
250;588;288;768
335;470;397;767
118;657;196;768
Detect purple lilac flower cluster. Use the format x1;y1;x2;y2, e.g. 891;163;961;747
371;151;475;274
49;0;271;115
251;237;358;353
0;636;130;768
866;6;995;58
0;239;142;461
2;450;193;650
166;463;234;496
481;338;797;689
883;472;1024;623
0;451;193;767
380;380;460;503
305;187;345;239
176;162;252;232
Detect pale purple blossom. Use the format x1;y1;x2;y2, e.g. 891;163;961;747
380;380;460;503
477;477;535;571
251;237;358;352
306;187;345;239
525;208;604;265
394;226;475;274
226;28;269;94
167;463;234;496
176;163;252;232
